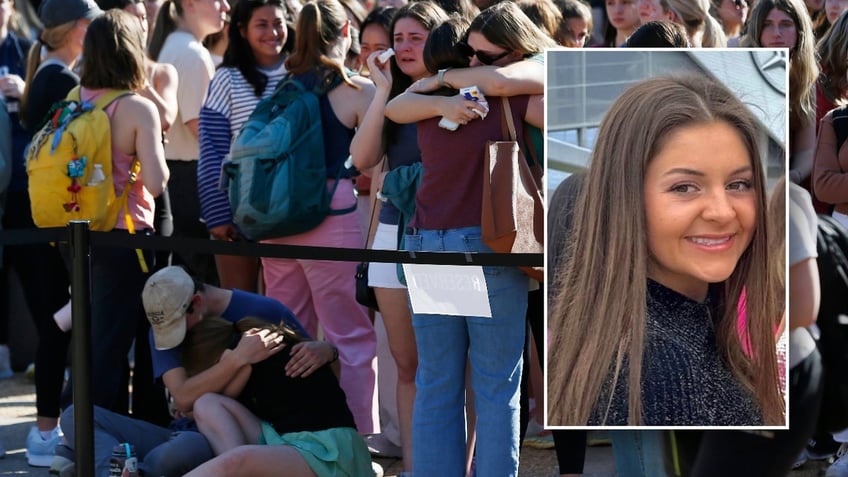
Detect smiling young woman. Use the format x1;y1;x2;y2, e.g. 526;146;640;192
197;0;288;293
546;74;785;427
643;121;757;302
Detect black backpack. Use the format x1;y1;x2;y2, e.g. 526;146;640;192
814;214;848;432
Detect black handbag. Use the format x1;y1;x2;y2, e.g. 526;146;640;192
355;261;379;310
354;159;386;311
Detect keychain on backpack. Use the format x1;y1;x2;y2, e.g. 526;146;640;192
64;156;87;212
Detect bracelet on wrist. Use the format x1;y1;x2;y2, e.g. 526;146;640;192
437;68;451;88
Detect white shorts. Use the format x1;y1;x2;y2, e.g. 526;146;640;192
368;222;405;289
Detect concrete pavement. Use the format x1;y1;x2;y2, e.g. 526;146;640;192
2;371;827;476
0;371;613;476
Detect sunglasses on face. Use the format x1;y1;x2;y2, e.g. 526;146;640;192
457;42;510;66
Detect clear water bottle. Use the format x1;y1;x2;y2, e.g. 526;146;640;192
109;443;138;477
87;164;106;186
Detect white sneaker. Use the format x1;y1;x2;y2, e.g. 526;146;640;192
26;426;60;467
525;418;545;438
826;443;848;477
0;345;12;379
371;461;384;477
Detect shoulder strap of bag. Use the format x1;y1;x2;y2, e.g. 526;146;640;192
362;158;388;249
67;87;132;110
500;96;517;142
501;96;543;189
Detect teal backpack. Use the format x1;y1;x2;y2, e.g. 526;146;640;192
223;74;355;241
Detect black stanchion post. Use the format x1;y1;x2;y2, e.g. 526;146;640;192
69;221;94;477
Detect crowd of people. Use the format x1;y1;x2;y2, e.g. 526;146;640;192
0;0;837;474
0;0;547;475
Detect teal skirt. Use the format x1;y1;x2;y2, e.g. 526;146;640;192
258;422;373;477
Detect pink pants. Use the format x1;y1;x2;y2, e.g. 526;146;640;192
261;179;379;434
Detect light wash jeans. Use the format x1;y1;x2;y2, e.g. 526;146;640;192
611;430;671;477
60;405;212;477
404;226;528;477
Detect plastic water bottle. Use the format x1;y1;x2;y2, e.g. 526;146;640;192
109;443;138;477
87;164;106;186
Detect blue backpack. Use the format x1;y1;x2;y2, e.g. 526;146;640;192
223;74;355;241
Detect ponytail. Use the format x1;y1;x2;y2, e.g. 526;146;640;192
148;0;182;60
701;14;727;47
18;40;43;129
285;0;356;88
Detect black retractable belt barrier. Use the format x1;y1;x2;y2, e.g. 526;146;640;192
0;224;543;477
0;228;543;267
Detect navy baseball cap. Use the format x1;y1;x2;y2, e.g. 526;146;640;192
38;0;103;29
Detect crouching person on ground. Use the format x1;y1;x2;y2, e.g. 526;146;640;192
180;317;373;476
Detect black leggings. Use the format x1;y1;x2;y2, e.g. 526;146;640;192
165;160;218;285
1;190;71;418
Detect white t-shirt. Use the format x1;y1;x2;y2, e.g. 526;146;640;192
157;31;215;161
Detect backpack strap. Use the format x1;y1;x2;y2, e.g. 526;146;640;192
323;70;357;217
67;86;132;111
69;86;147;272
283;72;356;217
120;157;148;273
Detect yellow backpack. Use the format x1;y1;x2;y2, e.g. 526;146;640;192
26;87;134;231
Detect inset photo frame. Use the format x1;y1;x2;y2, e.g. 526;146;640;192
545;48;789;429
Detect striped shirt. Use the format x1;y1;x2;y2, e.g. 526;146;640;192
197;63;288;230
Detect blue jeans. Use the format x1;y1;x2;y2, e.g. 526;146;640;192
611;430;670;477
404;226;528;477
61;405;212;477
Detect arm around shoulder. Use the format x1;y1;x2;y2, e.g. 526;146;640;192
385;92;479;124
442;60;544;97
162;349;251;412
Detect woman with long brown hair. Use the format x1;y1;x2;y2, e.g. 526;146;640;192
547;75;785;427
742;0;817;188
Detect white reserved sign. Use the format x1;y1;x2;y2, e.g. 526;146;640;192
402;264;492;317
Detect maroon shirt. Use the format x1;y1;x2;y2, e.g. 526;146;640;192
411;94;530;230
